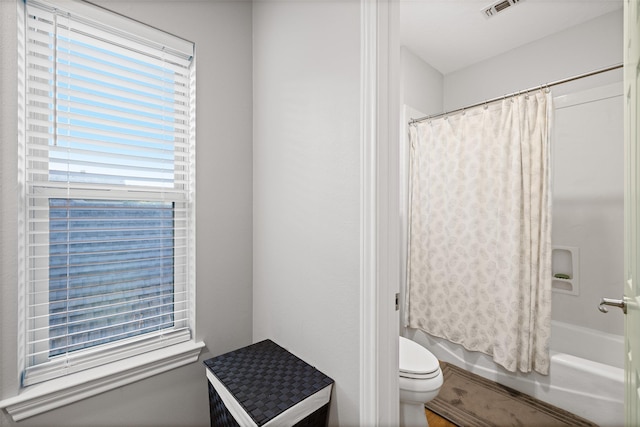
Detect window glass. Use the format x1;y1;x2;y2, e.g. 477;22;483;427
48;199;175;357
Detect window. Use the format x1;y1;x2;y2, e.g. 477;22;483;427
19;0;196;386
47;199;176;357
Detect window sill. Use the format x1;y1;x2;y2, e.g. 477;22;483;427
0;340;205;421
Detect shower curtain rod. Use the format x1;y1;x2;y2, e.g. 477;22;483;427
408;63;623;126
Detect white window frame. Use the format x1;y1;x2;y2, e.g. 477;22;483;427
0;0;203;421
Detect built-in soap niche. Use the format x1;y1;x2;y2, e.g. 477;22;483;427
552;246;579;295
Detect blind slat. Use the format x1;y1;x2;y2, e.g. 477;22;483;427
56;65;186;106
55;22;192;72
27;321;191;362
26;17;55;35
56;104;190;132
27;137;190;159
31;296;189;329
27;78;55;94
54;60;189;100
26;270;189;297
29;295;188;330
55;78;187;117
27;183;189;199
55;110;183;137
70;25;191;69
58;88;189;122
26;55;56;71
56;39;183;87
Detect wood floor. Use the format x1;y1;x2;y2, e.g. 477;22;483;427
425;407;457;427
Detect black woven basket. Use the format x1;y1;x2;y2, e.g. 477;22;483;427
204;340;334;427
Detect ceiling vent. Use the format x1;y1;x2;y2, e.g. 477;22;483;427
482;0;523;18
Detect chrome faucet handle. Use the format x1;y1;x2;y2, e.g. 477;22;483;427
598;297;627;314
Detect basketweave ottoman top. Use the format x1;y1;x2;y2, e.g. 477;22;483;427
204;339;334;426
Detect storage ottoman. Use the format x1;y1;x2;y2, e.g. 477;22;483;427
204;339;334;427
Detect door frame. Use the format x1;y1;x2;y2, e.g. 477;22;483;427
623;0;640;423
360;0;401;425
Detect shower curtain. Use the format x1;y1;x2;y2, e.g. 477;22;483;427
407;91;553;375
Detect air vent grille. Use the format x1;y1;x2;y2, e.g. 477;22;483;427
483;0;523;18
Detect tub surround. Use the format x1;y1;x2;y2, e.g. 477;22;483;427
406;321;624;427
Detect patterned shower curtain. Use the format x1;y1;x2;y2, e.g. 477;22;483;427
407;91;553;374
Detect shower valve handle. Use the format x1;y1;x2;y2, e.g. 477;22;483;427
598;297;627;314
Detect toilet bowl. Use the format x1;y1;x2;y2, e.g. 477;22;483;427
399;336;443;427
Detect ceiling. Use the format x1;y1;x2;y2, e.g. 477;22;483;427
399;0;623;75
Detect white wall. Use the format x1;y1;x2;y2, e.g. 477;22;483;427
444;9;623;111
1;1;253;426
551;85;624;336
0;4;20;425
400;46;444;117
252;1;362;425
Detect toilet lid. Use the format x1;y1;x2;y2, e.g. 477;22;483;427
399;336;440;379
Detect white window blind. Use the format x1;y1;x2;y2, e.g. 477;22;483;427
20;0;196;386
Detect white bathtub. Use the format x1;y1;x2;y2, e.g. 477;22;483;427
407;320;624;427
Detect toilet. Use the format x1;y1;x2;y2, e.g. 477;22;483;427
399;336;443;427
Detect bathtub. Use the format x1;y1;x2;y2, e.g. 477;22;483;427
407;320;624;427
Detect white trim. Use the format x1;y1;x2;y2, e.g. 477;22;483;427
554;82;623;109
0;340;204;421
378;2;401;425
360;0;378;425
360;0;400;425
22;329;192;386
16;0;29;390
